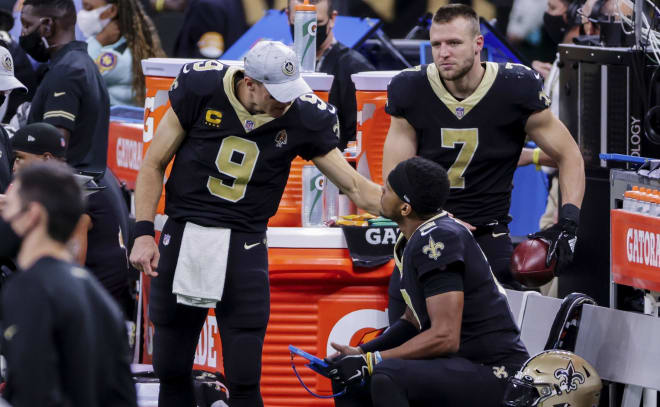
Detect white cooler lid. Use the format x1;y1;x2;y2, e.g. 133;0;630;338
141;58;334;91
267;227;347;248
351;71;400;91
155;215;347;249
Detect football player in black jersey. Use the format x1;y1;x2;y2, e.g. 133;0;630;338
129;40;382;407
328;157;529;407
382;5;585;318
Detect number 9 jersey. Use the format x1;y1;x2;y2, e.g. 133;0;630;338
165;60;339;232
386;62;550;227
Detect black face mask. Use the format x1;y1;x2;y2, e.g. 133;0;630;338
289;22;330;52
0;93;7;107
315;22;328;50
19;24;50;62
543;12;570;44
0;218;22;260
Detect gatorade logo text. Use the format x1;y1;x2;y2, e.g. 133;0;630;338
626;228;660;267
365;227;399;245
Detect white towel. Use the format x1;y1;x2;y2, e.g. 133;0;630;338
172;222;230;308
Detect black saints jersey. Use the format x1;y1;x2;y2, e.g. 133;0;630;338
395;213;528;366
167;60;339;232
386;62;550;226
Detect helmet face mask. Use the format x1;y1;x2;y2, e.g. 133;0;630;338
502;377;554;407
502;351;602;407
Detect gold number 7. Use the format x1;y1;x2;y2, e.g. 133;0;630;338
441;128;479;189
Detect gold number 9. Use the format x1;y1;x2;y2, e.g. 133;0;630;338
207;136;260;202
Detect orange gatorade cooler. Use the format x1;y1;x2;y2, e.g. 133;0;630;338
351;71;399;186
107;120;143;190
141;225;393;406
141;58;333;226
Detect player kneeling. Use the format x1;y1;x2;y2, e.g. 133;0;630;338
327;157;530;407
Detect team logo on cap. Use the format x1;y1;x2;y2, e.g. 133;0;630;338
455;106;464;119
282;60;295;76
27;135;35;142
1;55;12;72
275;130;287;148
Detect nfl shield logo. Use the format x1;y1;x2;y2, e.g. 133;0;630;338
163;234;171;246
244;120;255;131
455;106;464;119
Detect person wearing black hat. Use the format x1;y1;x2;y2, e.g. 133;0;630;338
10;122;133;315
10;122;67;171
328;156;529;407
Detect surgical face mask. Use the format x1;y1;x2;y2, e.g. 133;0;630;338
0;199;26;261
77;4;112;38
543;12;570;44
19;24;50;62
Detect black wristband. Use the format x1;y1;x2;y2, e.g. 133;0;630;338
559;203;580;224
359;318;418;353
135;220;155;238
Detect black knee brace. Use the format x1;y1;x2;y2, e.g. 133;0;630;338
370;372;408;407
224;333;264;387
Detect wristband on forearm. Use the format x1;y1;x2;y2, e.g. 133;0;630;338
532;147;542;171
135;220;155;238
359;318;418;353
559;203;580;224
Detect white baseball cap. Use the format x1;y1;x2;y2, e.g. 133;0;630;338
244;40;312;103
0;46;26;92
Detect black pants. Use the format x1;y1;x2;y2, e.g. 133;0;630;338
149;218;270;407
332;356;514;407
388;224;515;324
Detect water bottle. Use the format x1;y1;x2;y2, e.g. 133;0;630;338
293;0;316;72
301;165;324;226
322;176;339;223
640;188;652;215
623;190;635;212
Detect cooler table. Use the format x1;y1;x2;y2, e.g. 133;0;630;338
140;225;393;406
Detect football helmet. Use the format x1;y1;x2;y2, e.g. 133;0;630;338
502;350;601;407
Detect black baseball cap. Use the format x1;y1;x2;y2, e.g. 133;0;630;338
11;123;67;158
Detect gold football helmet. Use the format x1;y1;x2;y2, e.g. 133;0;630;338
502;350;602;407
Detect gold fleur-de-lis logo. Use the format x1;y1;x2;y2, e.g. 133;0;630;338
423;236;444;260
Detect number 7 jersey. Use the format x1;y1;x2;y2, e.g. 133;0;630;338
386;62;550;227
165;60;339;232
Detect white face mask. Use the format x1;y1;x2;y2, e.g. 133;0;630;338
77;4;112;38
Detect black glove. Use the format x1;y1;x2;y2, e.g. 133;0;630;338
528;203;580;275
325;353;374;387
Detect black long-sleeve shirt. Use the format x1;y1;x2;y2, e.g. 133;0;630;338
1;257;136;407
